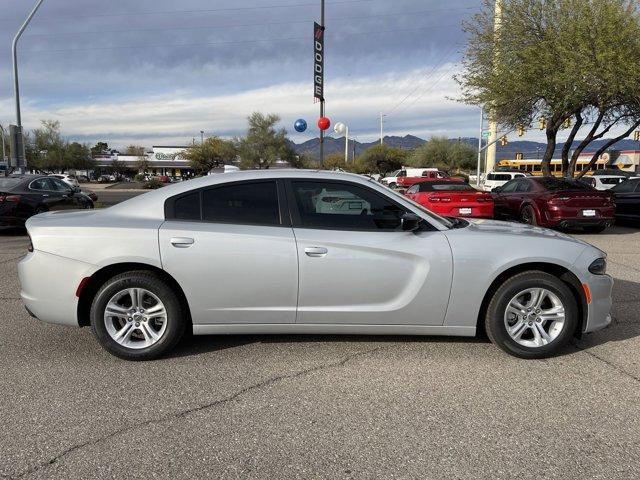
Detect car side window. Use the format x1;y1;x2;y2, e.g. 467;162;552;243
30;178;56;191
515;181;531;193
291;181;406;231
50;178;71;191
202;181;280;225
501;180;519;193
407;185;419;194
174;192;201;220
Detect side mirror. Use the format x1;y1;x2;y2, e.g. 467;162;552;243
401;212;421;231
72;186;81;193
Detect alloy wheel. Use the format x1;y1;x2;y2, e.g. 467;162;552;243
503;288;566;348
103;288;168;349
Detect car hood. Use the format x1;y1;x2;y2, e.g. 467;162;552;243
459;218;592;247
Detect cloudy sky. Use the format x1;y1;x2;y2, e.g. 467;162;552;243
0;0;488;148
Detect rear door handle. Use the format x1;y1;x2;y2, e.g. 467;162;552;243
304;246;328;257
170;237;194;248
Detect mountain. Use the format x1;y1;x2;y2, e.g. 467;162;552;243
290;135;640;161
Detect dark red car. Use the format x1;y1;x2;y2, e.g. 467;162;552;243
492;176;615;232
404;181;494;219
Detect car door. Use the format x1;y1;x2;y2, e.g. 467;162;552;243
159;180;298;325
48;177;79;209
286;179;453;326
492;179;519;219
28;177;72;211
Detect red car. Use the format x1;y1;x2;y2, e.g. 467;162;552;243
404;181;494;218
492;176;615;232
396;170;466;189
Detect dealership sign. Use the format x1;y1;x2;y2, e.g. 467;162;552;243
314;22;325;101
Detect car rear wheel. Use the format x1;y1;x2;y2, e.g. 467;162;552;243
90;271;186;360
520;205;538;226
484;271;578;359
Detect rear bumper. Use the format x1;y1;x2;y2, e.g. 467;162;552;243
0;216;25;227
19;250;96;327
555;218;614;229
542;205;615;228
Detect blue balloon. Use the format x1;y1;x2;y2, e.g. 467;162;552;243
294;119;308;133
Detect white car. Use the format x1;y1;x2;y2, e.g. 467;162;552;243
579;175;627;190
19;170;612;361
380;168;438;189
50;174;79;188
482;171;528;191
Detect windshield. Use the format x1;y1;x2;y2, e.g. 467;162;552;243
374;180;455;229
420;183;475;192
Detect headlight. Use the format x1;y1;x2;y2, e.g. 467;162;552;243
588;257;607;275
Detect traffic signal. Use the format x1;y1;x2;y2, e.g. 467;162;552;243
517;125;525;137
634;131;640;141
500;135;508;146
515;152;524;160
538;117;547;130
563;118;572;129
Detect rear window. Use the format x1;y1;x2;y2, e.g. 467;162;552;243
611;179;640;193
600;177;625;185
487;173;512;181
537;178;591;191
419;183;475;192
0;178;22;190
202;181;280;225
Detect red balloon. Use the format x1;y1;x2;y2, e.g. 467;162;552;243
317;117;331;131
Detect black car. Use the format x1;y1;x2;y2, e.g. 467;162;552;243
610;177;640;224
0;175;93;227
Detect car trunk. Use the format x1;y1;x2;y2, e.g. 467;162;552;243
553;191;612;207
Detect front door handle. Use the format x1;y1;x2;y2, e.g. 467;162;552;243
170;237;195;248
304;246;328;257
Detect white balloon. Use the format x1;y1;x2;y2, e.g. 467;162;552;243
334;122;346;135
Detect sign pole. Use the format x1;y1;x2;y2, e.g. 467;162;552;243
319;0;325;167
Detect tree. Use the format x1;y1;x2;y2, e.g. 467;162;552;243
238;112;290;170
65;142;94;170
107;158;125;177
355;144;407;174
407;137;477;171
91;142;109;156
458;0;640;177
181;137;237;174
322;153;348;171
124;145;146;156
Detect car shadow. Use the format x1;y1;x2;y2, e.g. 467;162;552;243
168;278;640;360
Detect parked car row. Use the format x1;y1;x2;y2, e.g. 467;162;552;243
399;175;640;232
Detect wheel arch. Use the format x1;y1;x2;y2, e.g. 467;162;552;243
77;262;192;329
520;202;542;224
476;262;587;338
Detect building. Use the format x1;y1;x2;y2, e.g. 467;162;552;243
94;146;195;178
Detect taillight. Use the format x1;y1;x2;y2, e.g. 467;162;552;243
27;234;33;253
0;194;21;203
477;195;494;203
548;196;570;205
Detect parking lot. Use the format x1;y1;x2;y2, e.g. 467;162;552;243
1;225;639;479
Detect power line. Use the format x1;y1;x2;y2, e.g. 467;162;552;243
385;40;462;116
22;7;479;38
393;61;460;115
24;24;461;54
0;0;373;24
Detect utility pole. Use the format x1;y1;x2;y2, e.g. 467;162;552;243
379;112;386;145
200;130;204;144
12;0;46;174
485;0;503;175
319;0;325;167
0;125;7;177
476;107;484;187
344;125;349;163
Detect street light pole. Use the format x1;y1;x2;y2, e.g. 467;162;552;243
0;125;6;177
319;0;325;167
379;113;386;145
344;125;349;163
476;107;484;187
485;0;503;175
12;0;46;174
200;130;204;144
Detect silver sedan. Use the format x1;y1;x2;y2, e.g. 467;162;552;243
18;170;612;360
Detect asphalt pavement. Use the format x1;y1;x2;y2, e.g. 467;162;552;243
0;224;639;479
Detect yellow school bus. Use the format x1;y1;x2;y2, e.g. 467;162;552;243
497;158;609;176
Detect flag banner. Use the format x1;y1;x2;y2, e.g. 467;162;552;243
314;22;325;101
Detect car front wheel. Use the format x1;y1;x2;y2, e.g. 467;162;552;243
90;271;186;360
485;271;578;359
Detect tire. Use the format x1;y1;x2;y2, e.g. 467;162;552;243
520;205;538;226
583;225;607;234
389;182;397;189
90;271;186;360
484;271;578;359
